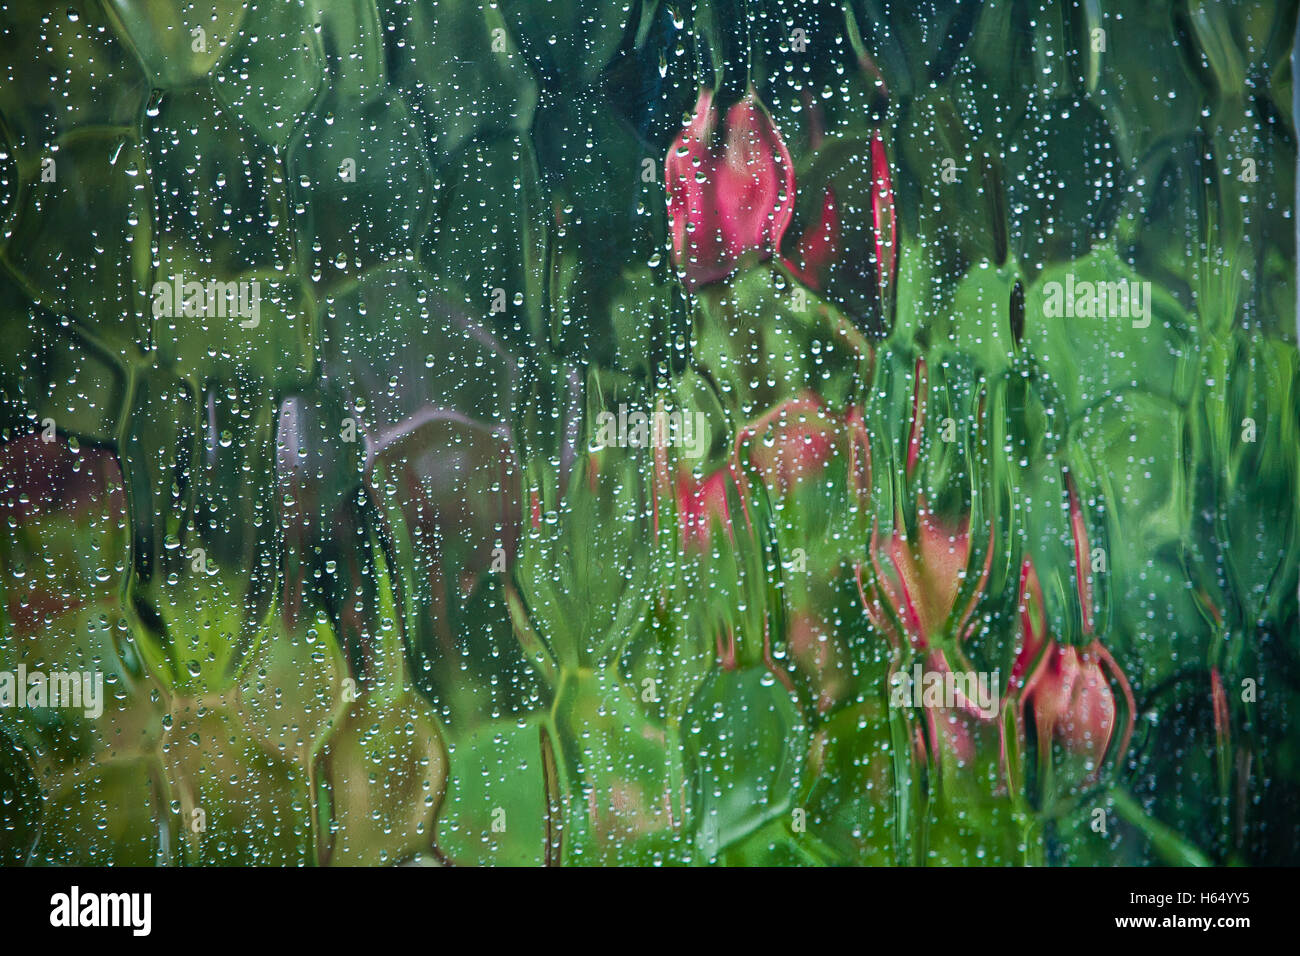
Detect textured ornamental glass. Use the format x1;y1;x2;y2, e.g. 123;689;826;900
0;0;1297;868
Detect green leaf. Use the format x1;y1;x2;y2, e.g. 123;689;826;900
1023;245;1197;422
684;665;807;861
437;715;549;866
3;129;151;360
104;0;248;87
214;0;324;148
291;90;434;283
385;0;537;164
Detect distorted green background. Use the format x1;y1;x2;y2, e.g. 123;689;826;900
1;0;1297;866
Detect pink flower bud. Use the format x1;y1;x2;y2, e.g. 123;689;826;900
870;130;896;303
866;509;977;652
784;188;840;290
781;130;897;328
1014;561;1135;778
667;88;795;291
737;393;838;497
675;467;734;553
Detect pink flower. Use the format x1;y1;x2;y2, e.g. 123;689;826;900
731;394;868;713
733;393;872;512
864;508;990;655
666;88;795;291
781;129;896;328
788;609;846;715
674;467;734;553
1011;485;1136;779
784;187;841;290
737;393;838;495
865;509;994;763
856;359;991;657
869;130;897;303
1020;637;1122;765
853;357;1001;763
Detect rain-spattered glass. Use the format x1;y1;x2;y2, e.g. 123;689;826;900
0;0;1296;867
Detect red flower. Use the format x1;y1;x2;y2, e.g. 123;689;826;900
1012;489;1135;779
737;393;838;496
781;129;896;330
733;393;872;511
731;395;868;713
784;187;840;290
1021;639;1121;763
864;506;993;655
788;609;846;715
857;360;992;656
853;357;1005;764
666;88;795;291
870;130;897;303
674;467;733;553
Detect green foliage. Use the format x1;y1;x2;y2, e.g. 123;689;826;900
0;0;1297;867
